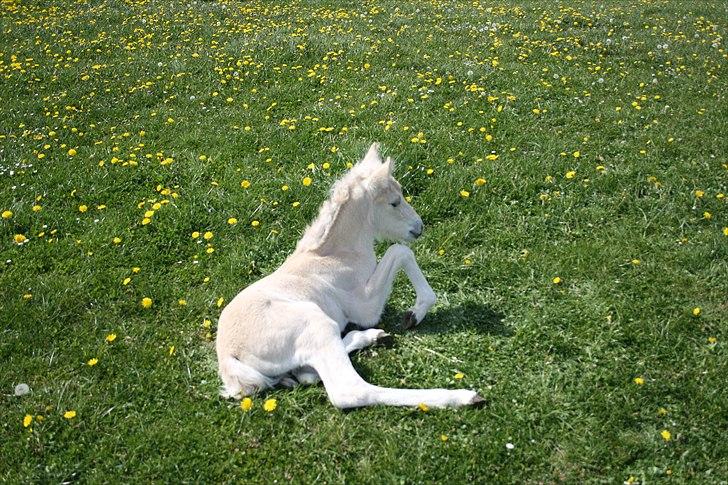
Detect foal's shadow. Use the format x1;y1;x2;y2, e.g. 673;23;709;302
375;301;513;337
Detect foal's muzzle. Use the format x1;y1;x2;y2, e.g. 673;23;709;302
409;221;424;239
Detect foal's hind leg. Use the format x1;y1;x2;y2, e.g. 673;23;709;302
292;329;392;386
300;315;483;409
293;366;320;385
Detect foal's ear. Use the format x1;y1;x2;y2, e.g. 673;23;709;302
384;156;395;175
365;156;395;195
358;142;382;171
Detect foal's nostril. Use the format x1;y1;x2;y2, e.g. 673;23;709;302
409;221;424;238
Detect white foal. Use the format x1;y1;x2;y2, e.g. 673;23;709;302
216;143;484;409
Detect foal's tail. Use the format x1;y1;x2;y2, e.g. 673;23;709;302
218;355;276;399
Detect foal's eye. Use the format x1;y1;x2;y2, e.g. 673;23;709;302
390;199;400;208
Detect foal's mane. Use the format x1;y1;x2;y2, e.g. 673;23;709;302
294;166;368;254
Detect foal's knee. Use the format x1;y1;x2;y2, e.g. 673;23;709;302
387;243;414;261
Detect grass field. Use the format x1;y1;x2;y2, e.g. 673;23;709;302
1;0;727;482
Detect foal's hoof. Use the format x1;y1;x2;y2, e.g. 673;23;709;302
402;311;418;330
469;395;487;409
376;333;395;348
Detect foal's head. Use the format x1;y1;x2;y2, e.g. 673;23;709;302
355;144;424;243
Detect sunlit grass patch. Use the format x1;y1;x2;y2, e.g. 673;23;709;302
1;0;726;482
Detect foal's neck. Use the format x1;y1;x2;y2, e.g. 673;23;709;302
322;200;375;257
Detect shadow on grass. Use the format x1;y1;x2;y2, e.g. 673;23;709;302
416;303;512;337
369;301;512;338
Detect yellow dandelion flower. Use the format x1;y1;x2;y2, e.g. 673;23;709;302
572;151;580;158
475;178;487;186
191;231;200;239
692;307;701;317
631;259;641;265
263;398;277;412
79;205;88;213
112;237;122;244
178;299;187;306
552;276;562;285
634;376;645;385
169;345;176;356
68;148;77;156
565;171;576;179
440;434;448;442
417;403;429;412
217;297;224;307
240;180;251;189
661;429;671;441
87;357;98;366
302;177;312;186
459;190;470;198
105;333;117;343
251;220;260;227
141;297;153;309
2;210;13;219
23;414;33;428
14;234;27;245
694;190;704;198
63;410;77;419
227;217;238;225
241;397;253;411
454;372;464;380
703;211;712;220
203;231;213;240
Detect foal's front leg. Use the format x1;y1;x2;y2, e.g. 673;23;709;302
343;328;394;352
361;244;437;329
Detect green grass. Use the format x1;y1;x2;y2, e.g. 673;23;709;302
1;0;727;481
